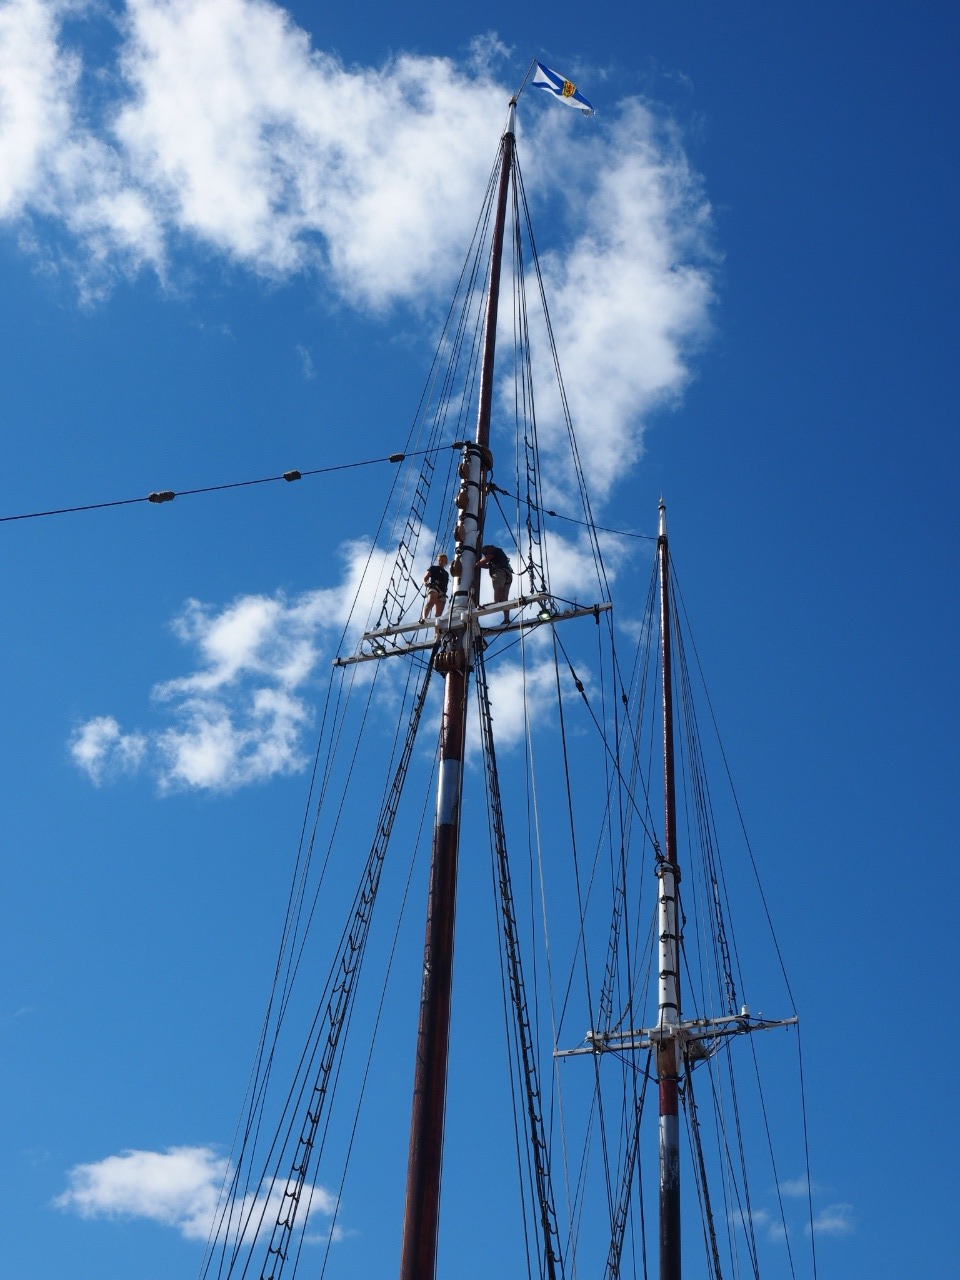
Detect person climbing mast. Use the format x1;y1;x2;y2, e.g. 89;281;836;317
421;553;450;622
476;545;513;624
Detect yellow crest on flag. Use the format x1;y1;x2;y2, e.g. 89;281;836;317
562;79;576;98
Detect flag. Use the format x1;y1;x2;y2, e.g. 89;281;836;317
531;62;594;115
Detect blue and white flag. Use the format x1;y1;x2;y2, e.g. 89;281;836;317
531;61;594;115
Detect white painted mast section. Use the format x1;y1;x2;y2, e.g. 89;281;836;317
655;497;680;1064
655;871;681;1043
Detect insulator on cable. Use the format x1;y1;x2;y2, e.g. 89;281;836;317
389;452;404;463
147;490;175;503
282;470;302;482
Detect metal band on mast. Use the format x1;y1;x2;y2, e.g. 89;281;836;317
398;102;516;1280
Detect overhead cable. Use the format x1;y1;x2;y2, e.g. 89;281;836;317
2;450;654;545
0;447;438;524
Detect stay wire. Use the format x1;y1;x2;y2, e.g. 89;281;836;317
552;631;661;853
315;731;439;1280
513;163;614;604
670;564;798;1014
215;484;413;1253
236;657;435;1280
0;445;455;525
743;1030;800;1280
200;664;386;1279
204;622;426;1278
488;481;655;544
546;626;621;1241
478;652;563;1280
667;563;781;1280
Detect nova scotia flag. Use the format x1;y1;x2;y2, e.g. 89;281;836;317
531;62;594;114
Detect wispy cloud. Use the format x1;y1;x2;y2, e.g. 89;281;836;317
730;1204;780;1240
55;1144;337;1244
69;715;148;784
2;1004;36;1025
729;1177;855;1246
811;1202;854;1237
528;104;713;500
775;1176;856;1239
475;623;596;754
781;1176;811;1197
295;342;316;379
1;0;513;302
0;0;166;299
68;538;407;791
71;588;328;791
1;3;712;363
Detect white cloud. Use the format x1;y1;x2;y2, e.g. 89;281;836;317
56;1144;337;1244
57;1145;226;1239
480;658;553;751
155;684;311;791
478;635;591;752
0;0;165;298
528;102;714;500
295;342;315;379
160;592;324;695
730;1204;769;1230
1;0;511;300
68;537;416;792
70;715;148;784
811;1202;854;1237
729;1180;853;1246
1;3;713;349
79;588;329;792
781;1175;813;1198
540;529;628;600
0;0;70;217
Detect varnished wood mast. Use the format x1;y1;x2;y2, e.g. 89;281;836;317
398;103;517;1280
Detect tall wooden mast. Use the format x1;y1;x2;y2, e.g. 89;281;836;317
656;498;682;1280
398;102;517;1280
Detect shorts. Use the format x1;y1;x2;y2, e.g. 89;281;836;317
490;566;512;593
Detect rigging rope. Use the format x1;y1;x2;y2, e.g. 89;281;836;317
201;658;435;1280
477;649;565;1280
683;1067;726;1280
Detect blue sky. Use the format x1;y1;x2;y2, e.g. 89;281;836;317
2;2;958;1277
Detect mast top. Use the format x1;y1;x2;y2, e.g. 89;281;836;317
505;99;517;137
658;496;668;541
